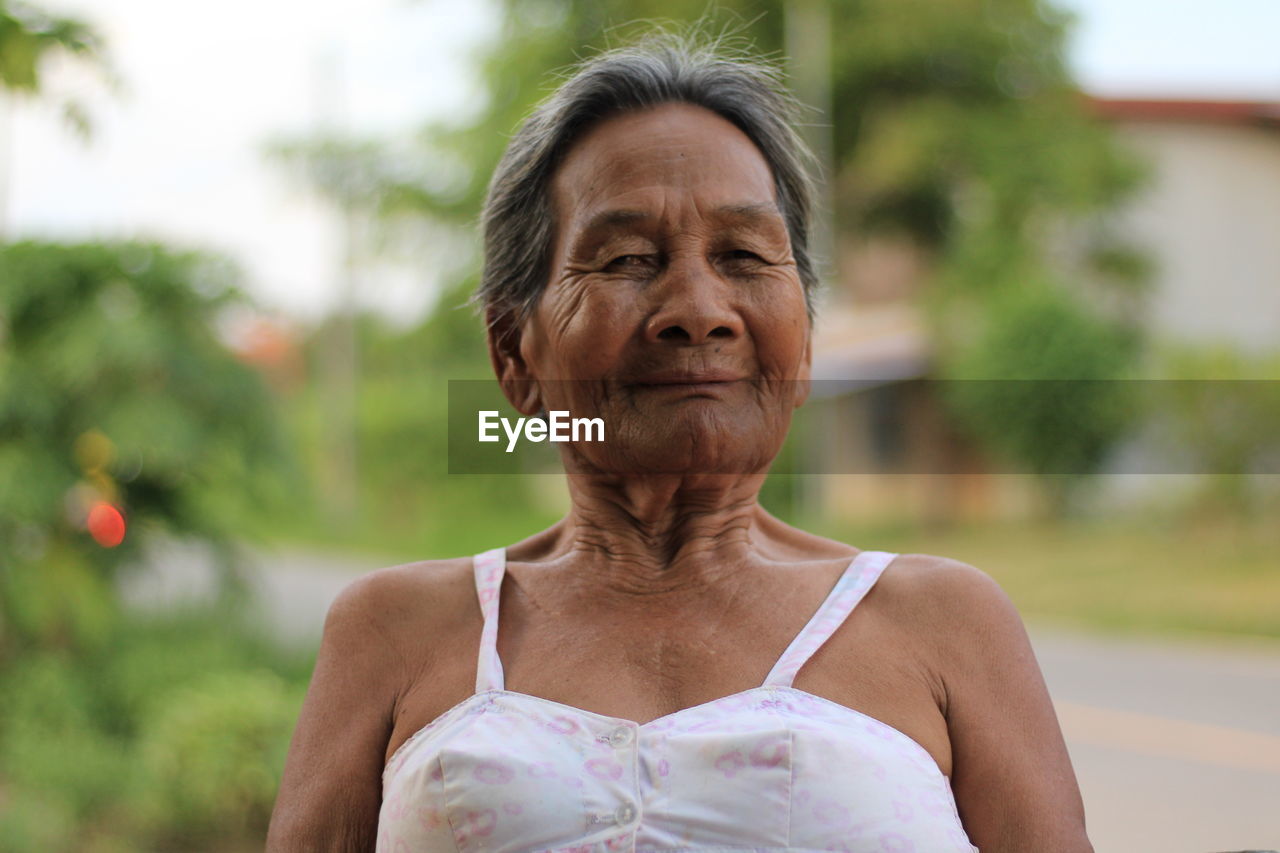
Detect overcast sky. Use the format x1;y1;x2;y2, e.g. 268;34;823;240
5;0;1278;326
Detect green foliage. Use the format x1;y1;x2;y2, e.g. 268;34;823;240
0;240;307;847
0;241;301;652
250;304;560;558
1150;343;1280;516
0;16;313;850
96;607;311;735
0;652;126;815
0;1;100;91
0;609;309;852
300;0;1143;276
1;543;119;650
941;282;1139;511
831;0;1134;239
0;1;111;136
132;669;302;842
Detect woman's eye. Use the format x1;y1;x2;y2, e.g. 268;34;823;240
722;249;765;265
605;254;651;271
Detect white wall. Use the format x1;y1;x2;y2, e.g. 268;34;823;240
1114;120;1280;352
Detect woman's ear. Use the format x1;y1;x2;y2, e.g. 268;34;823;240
485;305;543;416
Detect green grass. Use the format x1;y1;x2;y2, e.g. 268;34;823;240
812;512;1280;641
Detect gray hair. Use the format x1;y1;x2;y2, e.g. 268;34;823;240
475;31;820;345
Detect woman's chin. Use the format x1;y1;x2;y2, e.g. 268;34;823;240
564;418;784;476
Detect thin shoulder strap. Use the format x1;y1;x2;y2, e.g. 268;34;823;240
473;547;507;693
762;550;899;688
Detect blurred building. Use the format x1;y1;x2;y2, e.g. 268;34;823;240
1091;97;1280;353
808;96;1280;524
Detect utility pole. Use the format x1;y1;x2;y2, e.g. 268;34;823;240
786;0;838;299
312;47;360;525
786;0;839;523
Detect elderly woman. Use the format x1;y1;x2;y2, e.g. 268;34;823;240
268;35;1091;853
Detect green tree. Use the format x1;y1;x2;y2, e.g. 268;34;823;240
308;1;1144;298
0;242;298;653
1151;343;1280;519
270;0;1150;523
941;281;1140;514
0;243;307;850
0;10;311;850
0;0;111;135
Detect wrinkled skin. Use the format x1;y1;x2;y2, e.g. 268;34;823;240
489;102;812;477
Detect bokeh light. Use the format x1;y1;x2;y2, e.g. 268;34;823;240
87;501;126;547
74;428;115;472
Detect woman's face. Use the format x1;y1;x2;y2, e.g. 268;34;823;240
493;101;811;475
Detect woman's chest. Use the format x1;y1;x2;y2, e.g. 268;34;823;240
388;594;952;779
379;687;972;853
510;603;949;770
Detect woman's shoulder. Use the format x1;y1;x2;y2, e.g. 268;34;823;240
868;551;1020;634
329;554;477;615
320;555;484;663
877;551;1008;604
871;552;1036;693
877;554;1086;847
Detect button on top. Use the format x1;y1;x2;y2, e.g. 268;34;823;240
608;725;634;748
613;801;637;825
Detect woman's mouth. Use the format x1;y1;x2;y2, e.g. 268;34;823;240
629;369;749;387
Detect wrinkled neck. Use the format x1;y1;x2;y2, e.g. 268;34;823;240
554;472;770;595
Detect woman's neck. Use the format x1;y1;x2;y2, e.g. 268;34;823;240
550;472;773;595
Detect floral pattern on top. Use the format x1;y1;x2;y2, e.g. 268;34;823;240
377;549;978;853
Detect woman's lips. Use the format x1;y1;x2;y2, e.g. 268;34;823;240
629;369;749;386
627;372;750;397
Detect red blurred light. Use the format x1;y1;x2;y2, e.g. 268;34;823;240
88;502;126;547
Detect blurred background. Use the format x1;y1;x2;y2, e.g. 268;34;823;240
0;0;1277;850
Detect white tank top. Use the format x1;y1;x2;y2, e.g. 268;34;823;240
377;547;978;852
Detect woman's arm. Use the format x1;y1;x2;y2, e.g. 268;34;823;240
923;558;1093;852
267;573;407;851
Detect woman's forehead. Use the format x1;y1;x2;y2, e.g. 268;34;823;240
550;103;779;230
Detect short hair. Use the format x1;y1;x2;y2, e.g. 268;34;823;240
475;30;820;344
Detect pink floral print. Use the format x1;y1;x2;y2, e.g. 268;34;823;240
376;549;978;852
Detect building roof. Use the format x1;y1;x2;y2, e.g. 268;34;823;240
810;303;931;397
1088;96;1280;127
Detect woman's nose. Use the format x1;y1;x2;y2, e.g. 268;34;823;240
643;257;744;344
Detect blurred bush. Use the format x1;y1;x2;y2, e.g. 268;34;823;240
0;608;309;852
0;649;128;849
0;239;307;849
942;279;1141;513
247;301;563;559
0;240;302;653
1149;343;1280;517
132;669;302;844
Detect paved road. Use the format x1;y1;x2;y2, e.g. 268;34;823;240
122;538;1280;853
1030;627;1280;852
